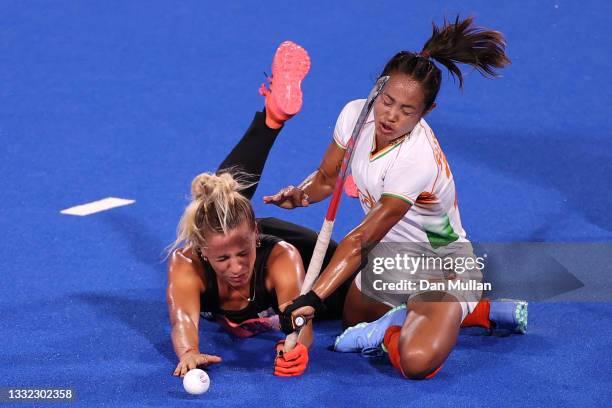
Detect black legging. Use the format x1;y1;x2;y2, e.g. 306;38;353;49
216;111;348;317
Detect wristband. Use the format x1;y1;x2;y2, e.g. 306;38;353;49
279;290;326;334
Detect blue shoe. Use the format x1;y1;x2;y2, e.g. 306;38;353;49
334;304;407;353
489;299;528;334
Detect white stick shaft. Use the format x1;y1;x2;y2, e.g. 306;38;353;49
301;219;335;295
283;219;335;353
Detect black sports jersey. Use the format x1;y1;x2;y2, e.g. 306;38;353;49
198;234;281;323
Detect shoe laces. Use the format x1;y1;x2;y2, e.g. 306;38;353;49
259;71;274;97
361;347;384;358
258;83;270;97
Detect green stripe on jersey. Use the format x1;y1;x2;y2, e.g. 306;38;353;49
369;141;402;162
424;214;459;249
333;138;347;150
381;192;414;205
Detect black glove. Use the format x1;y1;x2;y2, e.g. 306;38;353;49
279;290;327;334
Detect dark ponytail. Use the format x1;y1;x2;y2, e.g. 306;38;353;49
380;16;511;111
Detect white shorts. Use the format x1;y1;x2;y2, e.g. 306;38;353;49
354;243;483;322
355;271;478;321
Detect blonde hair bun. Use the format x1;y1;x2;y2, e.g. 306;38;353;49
191;172;239;201
167;170;256;255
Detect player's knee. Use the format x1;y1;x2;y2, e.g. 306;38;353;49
399;349;439;380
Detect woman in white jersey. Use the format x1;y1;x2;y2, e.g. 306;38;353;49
265;17;514;379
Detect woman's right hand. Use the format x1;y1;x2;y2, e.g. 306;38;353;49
173;350;222;377
263;186;310;209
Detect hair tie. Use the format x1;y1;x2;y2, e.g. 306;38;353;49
419;50;431;59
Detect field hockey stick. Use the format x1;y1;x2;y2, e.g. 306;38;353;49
283;75;390;352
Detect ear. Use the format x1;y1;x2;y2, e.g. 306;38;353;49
196;245;208;261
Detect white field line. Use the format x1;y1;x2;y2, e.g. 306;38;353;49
60;197;135;216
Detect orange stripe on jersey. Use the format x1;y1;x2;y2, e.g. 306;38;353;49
431;131;452;179
421;123;452;191
359;187;377;210
420;123;442;191
416;191;440;205
381;192;414;205
369;136;404;162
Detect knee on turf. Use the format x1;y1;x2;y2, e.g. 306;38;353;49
399;348;440;380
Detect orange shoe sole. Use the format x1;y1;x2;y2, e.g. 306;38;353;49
268;41;311;118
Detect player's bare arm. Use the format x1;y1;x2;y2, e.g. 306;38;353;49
280;196;412;328
267;241;314;347
263;141;344;208
167;249;222;377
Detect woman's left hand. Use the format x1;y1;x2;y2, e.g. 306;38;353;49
173;350;222;377
274;340;309;377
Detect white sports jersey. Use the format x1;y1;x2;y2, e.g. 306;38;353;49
333;99;469;249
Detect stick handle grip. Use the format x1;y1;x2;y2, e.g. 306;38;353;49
283;332;299;353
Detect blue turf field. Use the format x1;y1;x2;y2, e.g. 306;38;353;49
1;1;612;406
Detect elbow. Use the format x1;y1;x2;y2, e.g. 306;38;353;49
346;229;377;256
344;231;374;267
317;167;337;191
